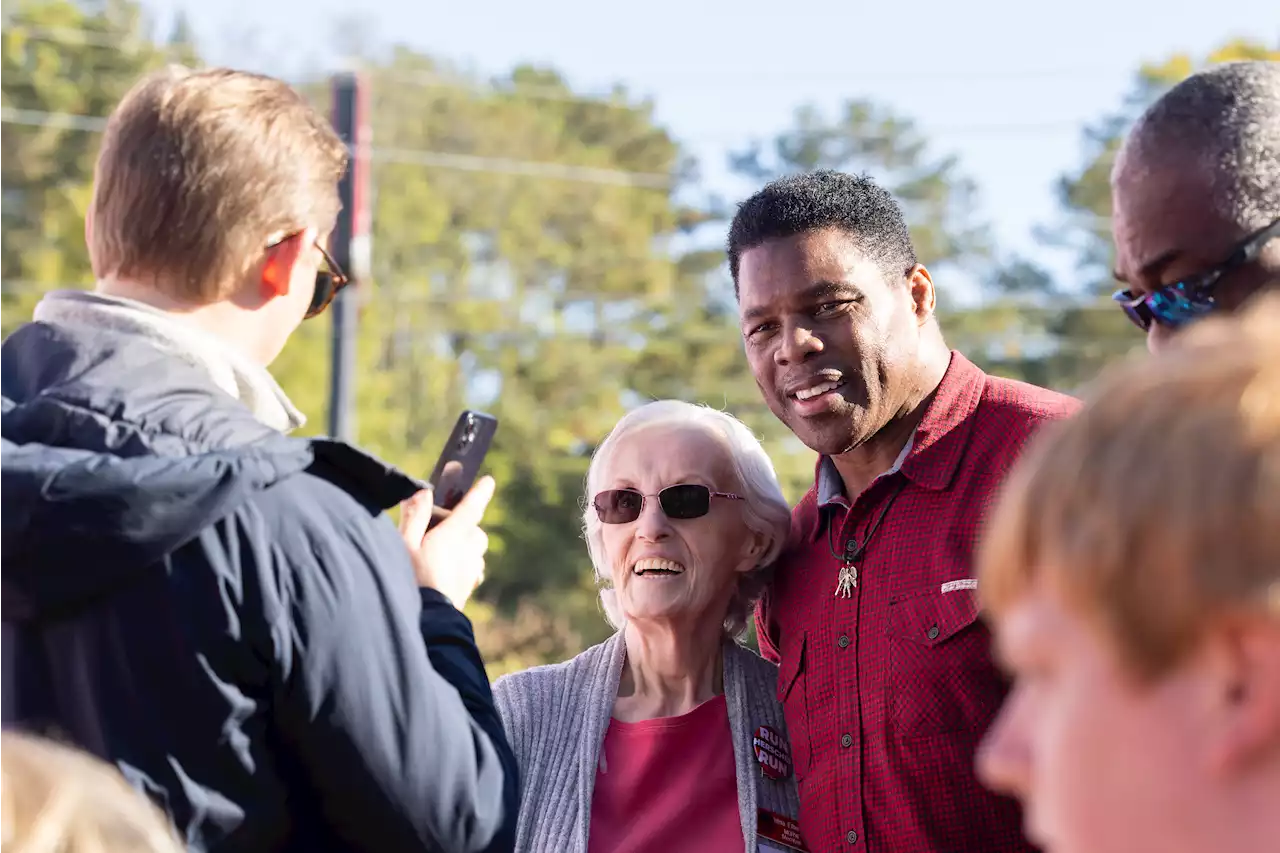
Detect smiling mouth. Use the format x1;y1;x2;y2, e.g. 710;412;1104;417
792;379;846;401
632;558;685;577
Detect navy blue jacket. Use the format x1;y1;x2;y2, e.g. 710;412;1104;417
0;318;518;853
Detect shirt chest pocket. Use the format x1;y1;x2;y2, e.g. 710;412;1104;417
775;630;813;780
884;587;997;739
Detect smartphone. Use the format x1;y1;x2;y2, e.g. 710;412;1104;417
427;410;498;526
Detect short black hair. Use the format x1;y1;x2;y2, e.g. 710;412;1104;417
726;170;918;294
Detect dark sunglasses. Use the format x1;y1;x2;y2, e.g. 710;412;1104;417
264;233;351;319
593;484;743;525
1112;217;1280;332
306;241;350;319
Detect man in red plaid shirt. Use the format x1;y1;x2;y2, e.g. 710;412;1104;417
729;171;1078;852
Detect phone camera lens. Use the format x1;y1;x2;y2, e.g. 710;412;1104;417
456;414;479;452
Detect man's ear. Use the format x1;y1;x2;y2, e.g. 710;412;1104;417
908;264;937;324
260;229;314;300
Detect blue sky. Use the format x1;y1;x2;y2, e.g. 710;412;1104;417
139;0;1276;298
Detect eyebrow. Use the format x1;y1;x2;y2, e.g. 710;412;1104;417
1113;247;1183;284
611;477;707;491
740;280;857;324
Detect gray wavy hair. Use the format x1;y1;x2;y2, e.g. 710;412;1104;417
1121;60;1280;231
582;400;793;638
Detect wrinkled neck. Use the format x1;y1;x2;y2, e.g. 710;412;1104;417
614;619;725;721
832;348;948;496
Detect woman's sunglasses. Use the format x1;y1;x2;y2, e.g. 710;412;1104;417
593;484;743;525
1112;217;1280;332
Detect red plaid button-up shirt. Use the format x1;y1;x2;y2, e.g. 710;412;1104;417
757;353;1078;853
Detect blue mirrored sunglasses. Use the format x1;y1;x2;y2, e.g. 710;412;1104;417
1112;218;1280;332
1111;280;1215;331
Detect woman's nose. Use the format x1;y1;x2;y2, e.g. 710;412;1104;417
634;498;672;541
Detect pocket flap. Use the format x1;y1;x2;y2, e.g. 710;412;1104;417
886;587;980;648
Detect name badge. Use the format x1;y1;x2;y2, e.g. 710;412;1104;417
757;808;808;853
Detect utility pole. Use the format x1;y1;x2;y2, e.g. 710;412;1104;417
327;70;371;441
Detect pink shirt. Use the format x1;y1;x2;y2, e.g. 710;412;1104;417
587;694;744;853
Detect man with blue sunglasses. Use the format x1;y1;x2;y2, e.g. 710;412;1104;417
1111;60;1280;352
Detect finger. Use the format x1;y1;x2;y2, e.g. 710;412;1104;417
445;476;496;528
428;504;452;530
397;492;419;535
399;488;434;546
472;527;490;556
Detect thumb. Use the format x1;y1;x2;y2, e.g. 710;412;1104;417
445;475;496;527
399;487;434;544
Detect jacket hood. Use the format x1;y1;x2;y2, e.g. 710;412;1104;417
1;320;421;623
0;434;313;621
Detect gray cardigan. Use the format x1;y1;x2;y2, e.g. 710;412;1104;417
493;632;802;853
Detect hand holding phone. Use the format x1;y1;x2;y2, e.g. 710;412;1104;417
427;411;498;526
397;411;499;608
399;476;494;609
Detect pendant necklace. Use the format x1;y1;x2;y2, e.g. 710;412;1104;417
827;478;907;598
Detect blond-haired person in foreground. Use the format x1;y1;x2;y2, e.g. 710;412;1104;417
2;732;184;853
1;66;515;853
975;294;1280;853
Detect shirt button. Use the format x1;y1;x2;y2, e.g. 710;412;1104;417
846;830;859;844
841;733;853;747
837;634;850;649
927;624;940;640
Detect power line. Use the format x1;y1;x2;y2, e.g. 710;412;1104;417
3;105;1094;188
0;107;675;189
0;99;1091;170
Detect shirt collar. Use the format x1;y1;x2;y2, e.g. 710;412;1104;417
807;351;987;540
816;434;914;508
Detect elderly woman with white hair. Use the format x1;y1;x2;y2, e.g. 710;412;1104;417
493;400;805;853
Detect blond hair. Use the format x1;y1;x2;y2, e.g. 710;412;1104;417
978;294;1280;680
1;731;184;853
89;65;348;302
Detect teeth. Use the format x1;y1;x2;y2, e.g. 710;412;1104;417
795;380;842;401
633;558;685;575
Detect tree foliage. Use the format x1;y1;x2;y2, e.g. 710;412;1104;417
1;0;174;332
5;2;1270;671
